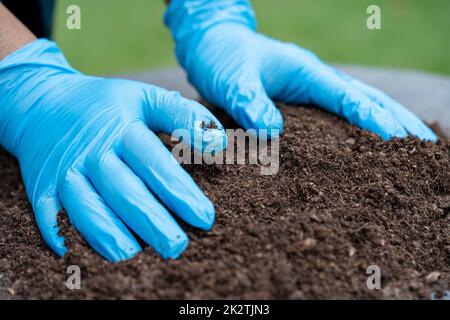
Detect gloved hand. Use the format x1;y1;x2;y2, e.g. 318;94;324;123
165;0;436;141
0;39;227;262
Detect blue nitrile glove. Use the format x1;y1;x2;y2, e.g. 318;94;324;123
165;0;437;142
0;39;227;262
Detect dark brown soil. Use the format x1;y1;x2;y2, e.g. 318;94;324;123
201;120;219;130
1;104;449;299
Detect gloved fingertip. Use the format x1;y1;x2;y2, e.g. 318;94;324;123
376;117;408;141
173;195;215;231
52;235;67;257
193;122;228;154
161;232;189;259
347;99;407;141
265;108;284;139
97;231;143;262
424;130;438;143
107;242;142;262
411;123;438;143
40;227;66;257
382;126;408;141
194;199;215;231
34;196;68;257
236;98;284;138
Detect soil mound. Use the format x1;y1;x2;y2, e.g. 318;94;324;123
0;105;449;299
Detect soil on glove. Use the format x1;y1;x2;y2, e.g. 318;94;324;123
0;104;449;299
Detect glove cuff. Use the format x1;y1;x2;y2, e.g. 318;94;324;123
0;39;76;155
164;0;257;68
0;38;75;75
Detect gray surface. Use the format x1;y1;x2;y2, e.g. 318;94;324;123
120;65;450;134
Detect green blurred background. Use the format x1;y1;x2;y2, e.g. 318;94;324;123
53;0;450;76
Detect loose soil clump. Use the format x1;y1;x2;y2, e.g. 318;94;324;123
201;120;219;130
0;104;449;299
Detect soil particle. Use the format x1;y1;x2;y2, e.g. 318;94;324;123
201;120;218;130
0;104;449;299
